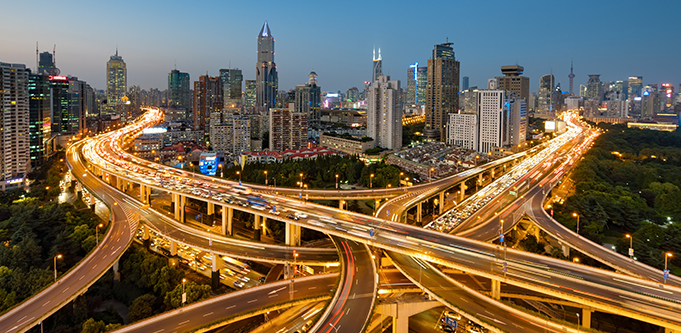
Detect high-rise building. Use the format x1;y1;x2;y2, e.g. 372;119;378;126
245;80;256;107
28;72;51;167
627;76;643;99
38;51;58;75
425;42;460;141
256;21;277;110
447;113;477;150
585;74;602;101
49;75;86;136
168;69;191;111
346;87;359;102
210;110;251;155
537;74;554;116
0;62;30;190
478;90;506;153
461;87;480;114
462;76;469;91
568;59;575;96
219;68;243;108
407;64;427;105
294;71;322;123
193;75;222;132
106;49;127;107
496;65;529;101
269;107;308;151
372;47;382;83
641;85;659;119
506;98;527;147
660;83;674;112
366;75;402;150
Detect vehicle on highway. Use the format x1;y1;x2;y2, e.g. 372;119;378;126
286;213;299;221
295;212;308;219
233;280;245;288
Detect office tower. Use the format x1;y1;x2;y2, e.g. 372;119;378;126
66;77;87;135
346;87;359;102
294;71;322;123
506;98;527;147
28;72;52;167
366;75;402;150
168;69;191;111
568;59;575;95
628;76;643;99
245;80;256;107
106;49;127;107
478;90;506;153
425;42;460;141
585;74;602;101
220;68;243;108
641;85;659;119
660;83;674;112
447;113;477;150
461;87;480;114
38;51;58;75
269;107;308;151
193;75;222;131
416;66;427;104
488;78;498;90
496;65;530;101
372;47;382;83
407;63;418;104
537;74;554;115
0;62;30;189
527;93;537;114
256;21;277;110
462;76;469;90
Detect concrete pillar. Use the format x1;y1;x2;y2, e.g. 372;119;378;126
211;253;219;291
140;185;146;203
582;308;592;329
416;202;422;225
180;195;186;223
491;279;501;300
261;217;268;237
222;206;233;236
478;173;483;186
207;202;214;215
459;182;465;202
170;241;178;256
491;169;495;179
439;191;445;215
253;215;261;241
142;226;150;248
339;200;344;209
286;223;301;246
561;242;570;257
116;177;122;190
392;315;409;333
113;259;120;283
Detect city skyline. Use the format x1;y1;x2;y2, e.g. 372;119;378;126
2;0;680;93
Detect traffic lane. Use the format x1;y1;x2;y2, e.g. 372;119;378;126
249;301;325;333
112;274;337;333
0;144;136;333
317;237;377;333
388;252;546;333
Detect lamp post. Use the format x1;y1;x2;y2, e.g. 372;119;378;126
335;174;339;189
304;184;308;201
182;278;187;305
299;173;303;189
665;252;673;283
54;254;62;282
626;234;633;259
573;212;580;234
399;172;404;187
370;173;374;189
264;170;268;185
429;167;435;179
218;164;223;178
573;257;580;263
237;171;241;185
96;223;104;245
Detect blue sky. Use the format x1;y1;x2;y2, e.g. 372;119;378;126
2;0;679;93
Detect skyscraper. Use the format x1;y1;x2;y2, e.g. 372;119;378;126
294;71;321;123
425;42;460;141
256;21;277;110
245;80;256;107
193;75;222;132
462;76;469;91
568;59;575;96
38;51;58;75
28;72;51;167
537;74;554;116
407;64;427;105
168;69;191;111
372;47;382;84
641;85;659;119
367;75;402;150
495;65;529;101
220;68;243;108
627;76;643;100
269;107;308;151
0;62;30;189
106;49;127;107
585;74;602;101
478;90;506;153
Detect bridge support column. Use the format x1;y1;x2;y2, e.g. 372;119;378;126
665;328;680;333
286;223;301;246
211;253;219;291
207;202;215;225
222;206;233;235
392;315;409;333
170;241;178;256
113;259;120;283
491;279;501;300
116;177;122;190
339;200;345;209
478;173;483;187
561;242;570;257
416;203;422;225
180;195;186;223
375;300;441;333
253;215;261;241
459;183;465;202
439;191;445;215
142;225;150;248
491;169;495;179
140;184;146;203
582;308;592;329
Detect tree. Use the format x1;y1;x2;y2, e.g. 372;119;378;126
129;294;156;322
81;318;106;333
164;281;211;309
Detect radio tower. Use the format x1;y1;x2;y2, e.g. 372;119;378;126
568;57;575;95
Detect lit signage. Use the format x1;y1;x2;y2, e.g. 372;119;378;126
327;93;339;98
545;121;556;131
643;91;650;96
634;97;642;101
142;128;167;134
49;75;68;81
6;178;23;185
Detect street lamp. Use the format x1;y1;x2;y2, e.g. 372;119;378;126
572;212;580;234
399;172;404;187
626;234;633;259
218;164;223;178
299;173;303;189
304;184;308;201
573;257;580;263
665;252;673;283
96;223;104;245
236;171;241;185
264;170;268;185
335;174;339;189
54;254;63;282
370;173;374;189
182;278;187;305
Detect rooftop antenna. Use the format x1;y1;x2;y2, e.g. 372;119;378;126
35;42;39;73
53;44;56;68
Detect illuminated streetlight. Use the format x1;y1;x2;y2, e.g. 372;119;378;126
572;213;580;234
54;254;63;282
182;278;187;305
96;223;104;245
665;253;673;283
264;170;268;185
626;234;633;259
299;173;303;189
370;174;374;189
573;257;580;263
335;174;339;189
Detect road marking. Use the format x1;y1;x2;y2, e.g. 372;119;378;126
478;313;506;325
177;320;189;326
18;316;26;322
269;294;278;298
42;300;50;307
269;286;286;295
308;287;316;290
247;299;257;303
152;329;164;333
203;312;213;317
346;308;351;315
226;305;236;310
62;287;70;293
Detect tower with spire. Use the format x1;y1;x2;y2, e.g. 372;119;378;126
106;48;127;117
372;46;382;83
256;21;277;110
568;58;575;96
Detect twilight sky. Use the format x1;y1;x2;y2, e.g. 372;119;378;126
2;0;679;94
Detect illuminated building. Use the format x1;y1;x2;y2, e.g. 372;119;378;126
106;49;126;109
256;21;277;110
627;76;643;99
372;47;382;83
585;74;601;101
0;62;30;190
478;90;506;153
506;98;527;147
627;121;678;132
345;87;359;103
496;65;529;101
199;152;220;176
537;74;554;117
245;80;256;107
407;64;427;105
38;51;58;75
269;107;308;151
461;87;480;114
295;71;322;123
168;69;191;111
210;111;251;155
220;68;243;108
641;85;659;119
366;75;402;150
28;72;52;167
659;83;674;112
462;76;469;90
193;75;222;132
447;113;478;150
425;42;460;141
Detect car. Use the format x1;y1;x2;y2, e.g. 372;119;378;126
233;281;245;288
445;311;462;321
269;209;280;215
295;212;308;219
286;214;299;221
